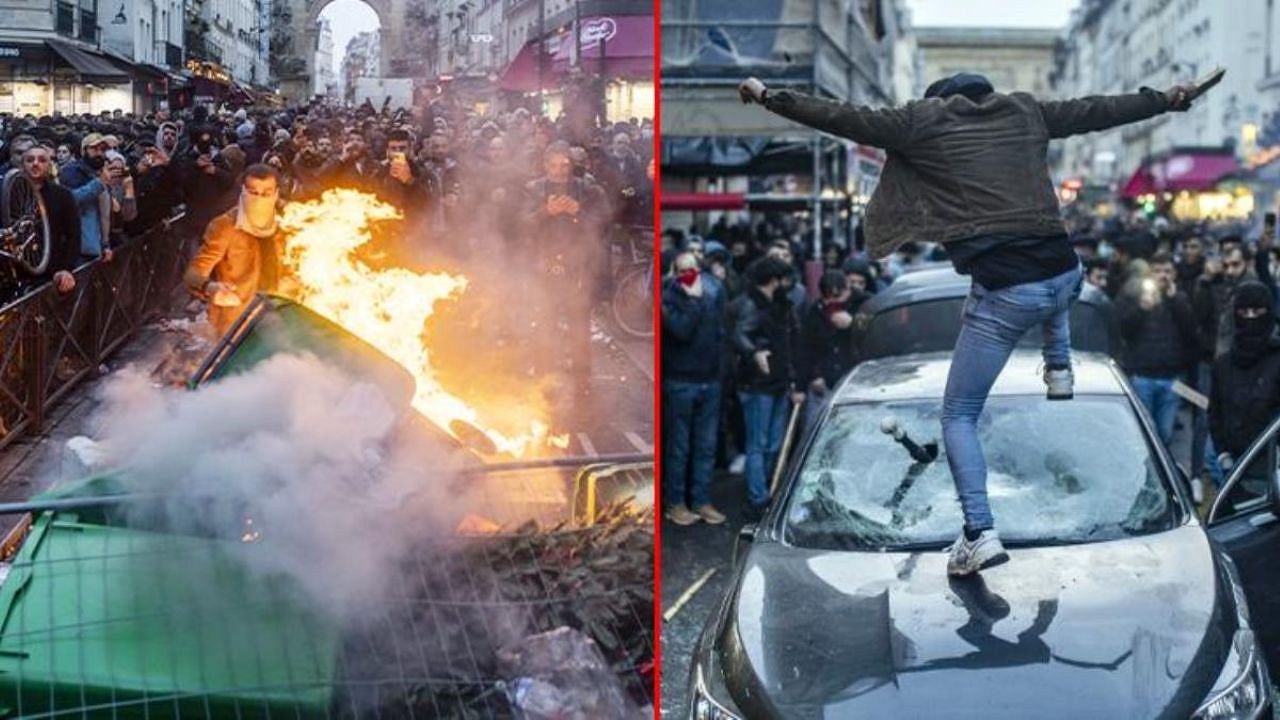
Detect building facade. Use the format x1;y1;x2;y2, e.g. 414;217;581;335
313;17;334;96
1051;0;1268;190
660;0;911;250
915;26;1056;97
340;30;380;102
0;0;186;113
203;0;270;85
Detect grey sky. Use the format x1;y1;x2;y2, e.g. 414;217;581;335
905;0;1079;28
318;0;382;76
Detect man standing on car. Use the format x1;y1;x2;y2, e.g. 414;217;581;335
739;70;1205;574
731;256;804;520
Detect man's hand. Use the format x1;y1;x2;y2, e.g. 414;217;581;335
739;77;767;105
1205;257;1223;277
809;378;828;394
1165;83;1198;111
150;148;169;167
53;270;75;294
197;154;215;175
754;350;771;376
560;197;580;216
101;247;113;263
1218;452;1235;472
389;157;412;184
790;391;806;405
830;310;854;329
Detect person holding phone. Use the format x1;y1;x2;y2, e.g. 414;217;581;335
175;125;234;233
740;68;1214;576
57;132;115;263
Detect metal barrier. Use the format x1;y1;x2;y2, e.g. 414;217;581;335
0;218;189;451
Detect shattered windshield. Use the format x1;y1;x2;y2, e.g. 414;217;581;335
784;396;1179;550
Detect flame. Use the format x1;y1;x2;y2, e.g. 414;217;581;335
276;189;556;457
547;433;571;449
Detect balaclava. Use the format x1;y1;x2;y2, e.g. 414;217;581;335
1232;280;1275;367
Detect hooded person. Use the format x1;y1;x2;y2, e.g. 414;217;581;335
183;164;285;336
739;67;1210;575
1209;281;1280;468
155;121;180;156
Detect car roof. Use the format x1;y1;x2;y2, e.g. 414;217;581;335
833;350;1123;403
859;265;1107;315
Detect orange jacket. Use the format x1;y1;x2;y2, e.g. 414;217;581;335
183;209;282;335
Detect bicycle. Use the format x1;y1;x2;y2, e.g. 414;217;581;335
608;225;653;339
0;168;51;277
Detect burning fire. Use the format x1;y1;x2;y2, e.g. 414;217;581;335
276;189;561;457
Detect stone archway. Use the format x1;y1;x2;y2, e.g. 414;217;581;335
273;0;435;102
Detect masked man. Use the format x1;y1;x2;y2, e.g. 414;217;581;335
183;164;284;336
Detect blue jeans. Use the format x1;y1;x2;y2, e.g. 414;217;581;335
739;391;790;508
662;380;721;509
942;265;1083;531
1130;375;1180;447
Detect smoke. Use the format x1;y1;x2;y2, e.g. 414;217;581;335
90;351;468;620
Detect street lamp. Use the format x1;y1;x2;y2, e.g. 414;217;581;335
112;3;126;24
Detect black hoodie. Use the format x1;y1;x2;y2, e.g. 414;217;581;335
1210;281;1280;456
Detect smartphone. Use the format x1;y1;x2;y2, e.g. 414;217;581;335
1266;212;1276;233
390;151;406;163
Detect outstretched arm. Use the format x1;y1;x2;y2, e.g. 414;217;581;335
740;78;913;150
1037;83;1195;139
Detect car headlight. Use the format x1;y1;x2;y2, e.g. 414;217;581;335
1192;629;1271;720
691;662;744;720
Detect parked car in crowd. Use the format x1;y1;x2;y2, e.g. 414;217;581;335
690;350;1278;719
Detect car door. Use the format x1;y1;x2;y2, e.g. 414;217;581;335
1206;413;1280;680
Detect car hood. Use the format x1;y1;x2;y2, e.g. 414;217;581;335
718;526;1230;719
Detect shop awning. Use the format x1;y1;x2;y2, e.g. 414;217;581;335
551;16;653;80
1121;150;1239;198
1120;166;1157;199
45;39;129;83
662;192;746;211
499;40;558;92
1155;152;1239;191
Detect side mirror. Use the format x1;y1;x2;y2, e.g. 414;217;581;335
732;524;756;567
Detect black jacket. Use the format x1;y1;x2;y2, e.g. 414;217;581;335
1194;275;1245;362
35;181;81;285
661;276;726;384
1210;334;1280;457
730;287;799;394
761;87;1171;259
797;300;855;387
1115;290;1197;377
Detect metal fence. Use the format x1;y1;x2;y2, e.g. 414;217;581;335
0;219;189;452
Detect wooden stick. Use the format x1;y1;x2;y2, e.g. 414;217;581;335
663;567;717;622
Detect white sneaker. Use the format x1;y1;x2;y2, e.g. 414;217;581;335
1191;477;1205;504
728;454;746;475
947;529;1009;576
1044;367;1073;400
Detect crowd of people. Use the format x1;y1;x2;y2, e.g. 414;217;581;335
0;89;654;410
660;210;1280;524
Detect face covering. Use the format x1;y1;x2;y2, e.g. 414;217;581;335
235;188;277;238
676;268;699;287
1232;281;1275;367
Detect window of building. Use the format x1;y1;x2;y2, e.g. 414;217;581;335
56;1;75;35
